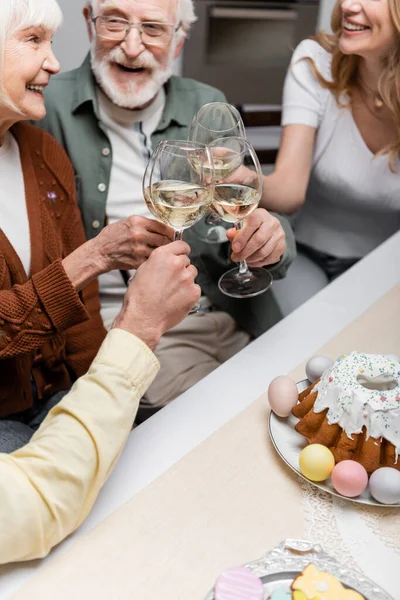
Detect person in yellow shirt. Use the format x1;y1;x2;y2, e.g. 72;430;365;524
0;241;200;564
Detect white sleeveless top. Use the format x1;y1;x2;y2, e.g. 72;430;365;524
282;39;400;258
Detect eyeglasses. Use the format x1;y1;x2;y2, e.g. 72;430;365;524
92;16;181;46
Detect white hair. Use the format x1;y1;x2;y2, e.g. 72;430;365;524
87;0;196;32
0;0;63;105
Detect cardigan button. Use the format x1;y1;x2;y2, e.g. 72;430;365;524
98;183;107;193
102;147;111;157
92;220;101;230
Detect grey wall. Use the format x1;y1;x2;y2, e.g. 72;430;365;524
53;0;333;74
53;0;89;72
317;0;335;32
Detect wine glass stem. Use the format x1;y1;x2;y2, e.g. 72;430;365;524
235;221;251;276
174;230;183;242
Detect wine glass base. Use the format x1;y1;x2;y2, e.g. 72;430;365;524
218;267;273;299
188;302;201;315
193;225;229;244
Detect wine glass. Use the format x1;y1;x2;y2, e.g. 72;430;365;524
142;144;160;219
148;140;214;240
189;102;246;243
189;102;246;144
147;141;215;312
210;137;273;298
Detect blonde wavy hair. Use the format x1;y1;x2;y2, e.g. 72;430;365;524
307;0;400;169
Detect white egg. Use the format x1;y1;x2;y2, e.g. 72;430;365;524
305;355;334;382
369;467;400;505
268;376;298;417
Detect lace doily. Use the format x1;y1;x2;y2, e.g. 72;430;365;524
354;504;400;553
301;478;400;599
300;478;359;570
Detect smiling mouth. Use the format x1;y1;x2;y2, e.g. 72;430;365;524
26;84;46;95
116;64;146;73
343;19;370;32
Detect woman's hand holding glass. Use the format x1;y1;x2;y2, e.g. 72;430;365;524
209;137;273;298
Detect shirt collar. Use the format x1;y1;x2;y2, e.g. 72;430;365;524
72;53;100;116
155;77;194;132
72;53;193;130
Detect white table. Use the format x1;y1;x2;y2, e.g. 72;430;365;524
1;230;400;599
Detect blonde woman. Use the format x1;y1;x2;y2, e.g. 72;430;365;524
261;0;400;315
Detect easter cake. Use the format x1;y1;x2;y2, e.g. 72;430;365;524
293;352;400;474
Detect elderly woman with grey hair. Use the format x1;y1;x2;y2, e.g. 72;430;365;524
0;0;200;563
0;0;174;453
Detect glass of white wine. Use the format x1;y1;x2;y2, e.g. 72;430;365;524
148;140;215;241
210;137;273;298
189;102;246;244
147;141;215;313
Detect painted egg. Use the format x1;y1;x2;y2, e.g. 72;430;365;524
369;467;400;505
268;376;299;417
305;355;334;383
214;567;263;600
331;461;368;497
299;444;335;482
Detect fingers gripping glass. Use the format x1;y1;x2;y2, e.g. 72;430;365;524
92;15;181;46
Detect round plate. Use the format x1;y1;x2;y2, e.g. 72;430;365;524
269;380;400;507
204;539;394;599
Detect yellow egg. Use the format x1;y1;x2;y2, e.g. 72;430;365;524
299;444;335;482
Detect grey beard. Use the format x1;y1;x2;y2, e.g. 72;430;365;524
90;47;173;110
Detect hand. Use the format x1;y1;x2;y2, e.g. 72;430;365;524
112;242;201;350
93;216;174;273
226;209;286;267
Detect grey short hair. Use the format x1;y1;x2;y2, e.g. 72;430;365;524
0;0;63;107
88;0;197;33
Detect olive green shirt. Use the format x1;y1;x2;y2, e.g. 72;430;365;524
37;54;296;337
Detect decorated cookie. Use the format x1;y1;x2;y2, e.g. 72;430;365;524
215;567;264;600
293;592;320;600
291;564;364;600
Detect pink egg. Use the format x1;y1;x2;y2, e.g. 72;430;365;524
268;376;298;417
331;460;369;497
215;567;263;600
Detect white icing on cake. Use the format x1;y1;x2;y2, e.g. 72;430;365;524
312;352;400;459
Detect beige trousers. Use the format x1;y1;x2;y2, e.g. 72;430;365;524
142;311;251;408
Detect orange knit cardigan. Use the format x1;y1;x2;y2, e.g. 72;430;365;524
0;122;106;418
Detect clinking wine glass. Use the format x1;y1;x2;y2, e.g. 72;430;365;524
146;140;215;312
210;137;273;298
189;102;246;243
143;145;160;219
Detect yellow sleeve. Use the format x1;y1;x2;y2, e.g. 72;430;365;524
0;329;159;564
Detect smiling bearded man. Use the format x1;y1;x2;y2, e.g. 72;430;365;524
36;0;295;416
